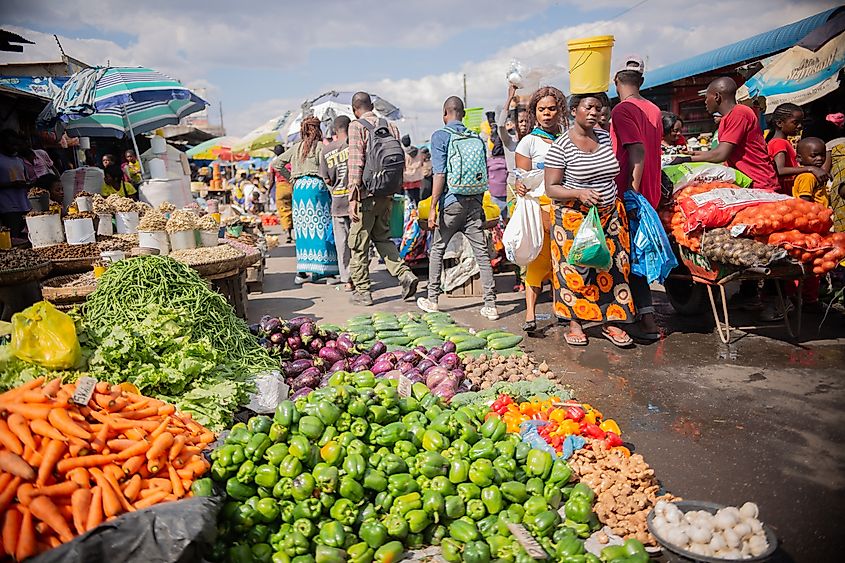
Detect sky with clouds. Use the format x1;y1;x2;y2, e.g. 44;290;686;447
0;0;839;142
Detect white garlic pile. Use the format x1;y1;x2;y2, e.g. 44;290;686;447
651;501;768;560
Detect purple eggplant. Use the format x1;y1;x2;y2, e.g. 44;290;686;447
287;335;302;350
258;337;271;350
249;323;261;335
396;360;415;373
308;337;324;352
299;322;316;343
417;359;435;373
428;347;445;361
451;368;465;380
353;364;372;373
319;373;332;387
260;317;282;334
292;366;321;390
335;334;355;354
293;349;312;361
374;352;396;365
287;316;311;329
329;359;349;373
351;354;373;369
290;386;313;400
270;332;286;344
432;380;457;401
325;340;337;348
400;351;418;364
286;359;313;377
371;360;394;375
369;341;387;358
404;369;423;383
319;346;345;365
413;345;427;354
382;369;402;380
324;331;339;341
442;341;457;354
426;367;451;389
440;353;460;370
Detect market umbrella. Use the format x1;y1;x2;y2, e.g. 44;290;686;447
186;136;243;160
283;90;402;143
232;111;292;152
38;66;207;172
737;29;845;107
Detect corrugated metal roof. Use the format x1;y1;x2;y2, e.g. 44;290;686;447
609;7;842;97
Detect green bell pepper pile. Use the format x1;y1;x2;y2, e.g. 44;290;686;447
209;375;646;563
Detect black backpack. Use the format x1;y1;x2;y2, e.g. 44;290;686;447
360;118;405;197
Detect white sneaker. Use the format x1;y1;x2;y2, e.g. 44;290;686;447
480;305;499;320
417;297;439;313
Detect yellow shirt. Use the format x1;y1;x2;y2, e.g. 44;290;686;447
101;180;137;198
792;173;828;207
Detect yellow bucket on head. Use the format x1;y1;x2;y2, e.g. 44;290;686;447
567;35;614;94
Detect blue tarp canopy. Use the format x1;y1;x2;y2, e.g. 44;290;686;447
610;7;842;96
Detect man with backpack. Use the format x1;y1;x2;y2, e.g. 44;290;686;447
417;96;499;320
347;91;419;306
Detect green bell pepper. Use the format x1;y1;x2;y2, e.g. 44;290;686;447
343;453;367;480
374;422;408;446
421;429;449;452
444;495;465;519
298;416;324;440
293;518;316;539
468;439;497;461
362;468;388;492
253;543;275;563
329;498;358;526
387;473;419;496
340;476;365;503
273;477;293;499
529;510;560;538
506;504;525;523
359;519;389;549
468;459;494;487
190;477;213;497
373;541;404;563
421;490;445;518
493;456;516;482
406;509;430;534
288;436;311;461
278;500;295;523
319;521;346;548
319;441;344;466
282;530;310;557
265;443;289;466
549;459;573;484
466;498;486;520
463;540;491;563
448;519;479;542
347;542;374;563
228;424;252;445
315;402;341;426
481;485;503;514
368;405;390;425
382;513;409;540
523;495;548;516
426;524;447;546
494;439;516;459
249;415;273;435
392;492;422;516
347;438;370;458
237;460;257;484
402;411;427;427
525;477;544;497
514;442;531;462
245;433;271;462
292;498;321;520
347;397;368;417
319;492;335;512
476;515;499;538
450;439;470;457
226;477;256;501
269;422;288;443
448;459;469;484
440;538;463;563
255;497;280;523
457;483;481;502
313;463;339;493
377;454;408;476
430;476;456;496
291;473;316;501
279;455;303;478
393;440;417;459
501;481;528;504
319;424;340;446
526;449;553;480
274;400;298;427
228;544;254;563
255;464;280;488
555;536;585;557
315;545;345;563
416;452;449;479
488;535;516;560
375;492;394;513
479;417;506;442
564;496;592;523
544;483;563;508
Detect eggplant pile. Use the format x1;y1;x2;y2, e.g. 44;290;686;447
249;315;468;402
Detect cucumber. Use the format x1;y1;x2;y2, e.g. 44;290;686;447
372;312;397;320
386;344;407;352
487;335;524;350
422;312;452;322
458;349;494;360
455;337;488;353
382;336;413;346
401;323;428;333
414;336;444;348
491;347;524;357
350;314;373;323
404;330;432;341
437;326;469;338
373;323;402;332
319;324;343;333
475;328;501;339
377;330;406;339
448;332;478;344
352;331;375;342
484;331;514;341
398;312;419;323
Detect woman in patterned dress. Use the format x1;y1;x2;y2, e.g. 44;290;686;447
543;94;635;348
276;117;339;283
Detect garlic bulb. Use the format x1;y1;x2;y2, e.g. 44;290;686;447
739;502;759;519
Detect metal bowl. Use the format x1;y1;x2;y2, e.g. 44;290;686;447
647;500;778;562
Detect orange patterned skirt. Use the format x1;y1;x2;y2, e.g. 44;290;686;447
550;198;636;325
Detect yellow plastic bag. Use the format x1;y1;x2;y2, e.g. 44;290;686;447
418;196;434;221
11;301;81;369
482;191;501;221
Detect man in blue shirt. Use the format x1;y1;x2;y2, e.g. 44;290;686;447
417;97;499;320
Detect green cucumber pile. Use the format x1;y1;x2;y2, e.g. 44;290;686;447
206;374;650;562
324;312;524;359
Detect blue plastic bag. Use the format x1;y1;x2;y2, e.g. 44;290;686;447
624;191;678;284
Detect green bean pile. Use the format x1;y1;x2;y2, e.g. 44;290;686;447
82;255;276;374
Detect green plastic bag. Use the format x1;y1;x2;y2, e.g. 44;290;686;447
567;206;611;270
11;301;81;369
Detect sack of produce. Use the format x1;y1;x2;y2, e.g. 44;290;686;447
115;211;139;234
10;300;81;369
662;162;752;193
679;186;790;232
728;197;834;235
567;206;611;270
63;214;96;245
96;213;114;236
701;228;786;268
624;191;678;284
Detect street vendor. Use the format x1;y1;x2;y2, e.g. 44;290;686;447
691;77;778;191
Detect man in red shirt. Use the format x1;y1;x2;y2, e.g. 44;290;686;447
611;54;663;340
691;77;778;191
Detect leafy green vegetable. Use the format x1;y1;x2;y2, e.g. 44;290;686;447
449;378;571;407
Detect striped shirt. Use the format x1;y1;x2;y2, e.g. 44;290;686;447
544;128;620;207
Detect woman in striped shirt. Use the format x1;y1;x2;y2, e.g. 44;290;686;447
543;94;636;347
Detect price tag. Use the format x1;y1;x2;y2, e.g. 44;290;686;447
506;523;547;559
72;376;97;406
730;224;748;237
397;375;412;398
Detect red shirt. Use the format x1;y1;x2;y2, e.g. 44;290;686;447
718;104;779;191
610;97;663;209
766;137;797;194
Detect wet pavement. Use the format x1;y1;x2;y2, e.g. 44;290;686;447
250;240;845;563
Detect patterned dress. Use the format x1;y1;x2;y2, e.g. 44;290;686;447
544;129;636;325
292;176;339;276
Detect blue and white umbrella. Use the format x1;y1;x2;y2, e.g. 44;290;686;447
282;90;402;143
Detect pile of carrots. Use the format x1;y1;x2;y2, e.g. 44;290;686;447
0;377;214;560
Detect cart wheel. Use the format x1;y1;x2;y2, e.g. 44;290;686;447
665;277;707;316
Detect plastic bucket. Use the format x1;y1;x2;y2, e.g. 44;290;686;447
169;230;197;250
75;196;93;212
26;214;64;248
115;211;140;234
64;217;96;245
97;213;114;236
567;35;614;94
28;193;50;212
390;195;405;239
200;230;219;247
138;230;170;255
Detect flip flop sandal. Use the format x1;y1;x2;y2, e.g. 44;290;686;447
522;320;537;333
625;325;661;341
564;332;588;346
602;328;634;348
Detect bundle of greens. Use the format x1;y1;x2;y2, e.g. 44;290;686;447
449;377;571;407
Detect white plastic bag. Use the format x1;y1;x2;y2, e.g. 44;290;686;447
502;169;545;266
505;59;525;88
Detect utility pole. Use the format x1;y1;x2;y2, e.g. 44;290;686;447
219;102;225;135
463;74;467;105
